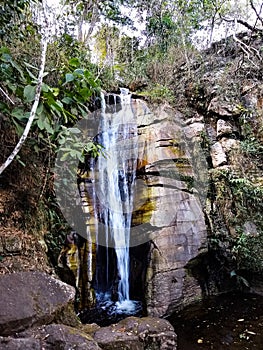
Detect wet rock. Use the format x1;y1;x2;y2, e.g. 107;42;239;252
0;271;76;336
94;316;177;350
210;142;227;167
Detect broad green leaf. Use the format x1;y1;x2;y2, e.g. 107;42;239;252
56;100;63;108
79;88;92;100
24;85;36;102
11;118;24;136
58;136;66;145
69;58;80;67
74;68;84;75
37;118;45;130
77;153;85;162
41;83;51;93
36;103;44;115
11;108;27;121
65;73;74;83
79;106;88;118
43;119;54;134
6;82;16;93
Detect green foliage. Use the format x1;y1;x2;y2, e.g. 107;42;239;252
99;0;133;25
94;24;121;64
240;137;263;157
228;174;263;212
0;0;40;42
43;197;71;265
116;36;140;64
56;126;104;164
210;165;263;273
232;230;263;272
238;111;263;165
142;0;229;51
137;83;174;103
1;45;99;131
146;10;177;51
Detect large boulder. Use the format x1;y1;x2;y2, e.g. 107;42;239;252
0;337;41;350
93;316;177;350
0;271;77;336
0;324;102;350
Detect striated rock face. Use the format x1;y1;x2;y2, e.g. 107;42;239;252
130;101;208;317
0;271;76;336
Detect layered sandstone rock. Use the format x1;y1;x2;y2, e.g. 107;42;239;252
129;101;208;316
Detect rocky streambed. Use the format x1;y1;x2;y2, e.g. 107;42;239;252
0;271;177;349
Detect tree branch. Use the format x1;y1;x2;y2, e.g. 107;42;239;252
249;0;263;26
221;15;263;34
0;39;48;175
0;86;15;105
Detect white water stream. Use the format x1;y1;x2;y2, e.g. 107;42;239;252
94;89;139;313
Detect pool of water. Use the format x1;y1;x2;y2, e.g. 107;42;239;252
168;293;263;350
78;297;142;327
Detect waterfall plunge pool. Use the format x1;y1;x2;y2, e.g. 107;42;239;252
168;292;263;350
78;292;143;327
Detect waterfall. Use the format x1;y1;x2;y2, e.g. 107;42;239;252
93;89;139;313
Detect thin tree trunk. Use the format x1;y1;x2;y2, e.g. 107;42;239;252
0;39;48;175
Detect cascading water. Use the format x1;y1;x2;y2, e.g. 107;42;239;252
91;89;141;316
